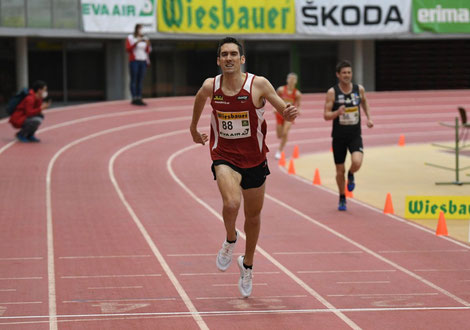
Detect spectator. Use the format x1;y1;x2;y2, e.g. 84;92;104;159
9;80;51;143
126;23;151;106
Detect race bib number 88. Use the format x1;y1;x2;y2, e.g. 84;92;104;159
217;111;251;139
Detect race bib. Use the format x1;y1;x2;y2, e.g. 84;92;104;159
217;111;251;139
339;106;359;126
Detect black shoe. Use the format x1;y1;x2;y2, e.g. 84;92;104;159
347;171;355;192
131;99;139;105
136;98;147;106
28;135;41;143
16;132;30;143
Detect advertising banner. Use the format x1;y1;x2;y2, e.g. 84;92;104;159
81;0;156;33
157;0;295;34
413;0;470;33
405;196;470;219
296;0;411;35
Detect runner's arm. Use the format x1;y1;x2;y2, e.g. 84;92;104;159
257;77;298;122
323;88;344;121
190;78;213;145
359;85;374;128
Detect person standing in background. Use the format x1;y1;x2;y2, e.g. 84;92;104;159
274;73;301;160
126;24;151;106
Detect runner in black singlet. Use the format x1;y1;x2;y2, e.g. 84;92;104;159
324;60;373;211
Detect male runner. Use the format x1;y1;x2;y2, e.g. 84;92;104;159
323;60;373;211
190;37;298;297
274;73;302;160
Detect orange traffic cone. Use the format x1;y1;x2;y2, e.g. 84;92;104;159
383;193;394;214
288;159;296;174
330;146;333;152
313;168;321;185
436;211;448;236
279;152;286;166
345;184;354;198
292;145;299;159
398;135;405;147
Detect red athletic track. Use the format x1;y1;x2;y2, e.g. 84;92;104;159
0;90;470;330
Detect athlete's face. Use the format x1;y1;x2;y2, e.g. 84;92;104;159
287;75;297;87
337;67;352;84
217;43;245;73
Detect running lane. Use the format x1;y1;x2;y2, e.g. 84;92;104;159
0;90;469;329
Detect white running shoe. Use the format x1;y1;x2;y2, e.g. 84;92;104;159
274;150;281;160
237;255;253;297
216;234;237;272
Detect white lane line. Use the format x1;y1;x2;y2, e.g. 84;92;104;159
167;253;242;257
337;281;390;284
212;283;268;287
0;257;43;261
180;271;280;276
0;289;16;292
1;305;470;321
327;293;438;297
267;194;470;308
0;277;42;280
379;250;468;254
414;269;470;272
63;298;176;303
196;295;308;300
59;255;151;259
298;270;396;274
274;251;362;255
87;286;143;290
109;132;209;330
61;274;161;279
0;301;42;305
168;145;361;330
287;173;470;251
45;118;202;330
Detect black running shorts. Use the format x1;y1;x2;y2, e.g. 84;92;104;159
211;159;270;189
332;135;363;164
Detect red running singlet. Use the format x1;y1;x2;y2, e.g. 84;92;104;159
275;85;297;125
209;73;268;168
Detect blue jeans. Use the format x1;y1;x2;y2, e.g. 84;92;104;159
129;60;147;98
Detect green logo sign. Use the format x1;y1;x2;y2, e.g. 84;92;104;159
413;0;470;33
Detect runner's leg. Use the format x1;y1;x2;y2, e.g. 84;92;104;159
214;165;242;242
241;183;265;266
278;121;292;153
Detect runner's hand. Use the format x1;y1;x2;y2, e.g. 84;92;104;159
190;129;208;145
283;104;299;122
367;119;374;128
337;105;346;116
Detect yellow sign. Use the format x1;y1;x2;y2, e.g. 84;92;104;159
158;0;295;34
405;196;470;219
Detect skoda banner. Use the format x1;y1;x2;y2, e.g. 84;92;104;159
81;0;156;32
413;0;470;33
296;0;410;35
157;0;296;34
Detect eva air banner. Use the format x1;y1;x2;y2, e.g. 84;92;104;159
81;0;156;32
413;0;470;33
157;0;296;34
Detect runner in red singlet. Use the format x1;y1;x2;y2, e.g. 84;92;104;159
274;73;301;159
190;37;298;297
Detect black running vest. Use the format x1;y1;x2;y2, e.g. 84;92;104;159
332;84;361;138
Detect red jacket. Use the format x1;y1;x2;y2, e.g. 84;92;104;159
9;89;43;128
125;34;151;62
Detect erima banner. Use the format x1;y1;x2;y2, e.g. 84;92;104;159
158;0;295;34
81;0;156;32
405;196;470;219
413;0;470;33
296;0;410;35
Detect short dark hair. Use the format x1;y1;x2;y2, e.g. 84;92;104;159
31;80;47;92
217;37;244;57
336;60;352;73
